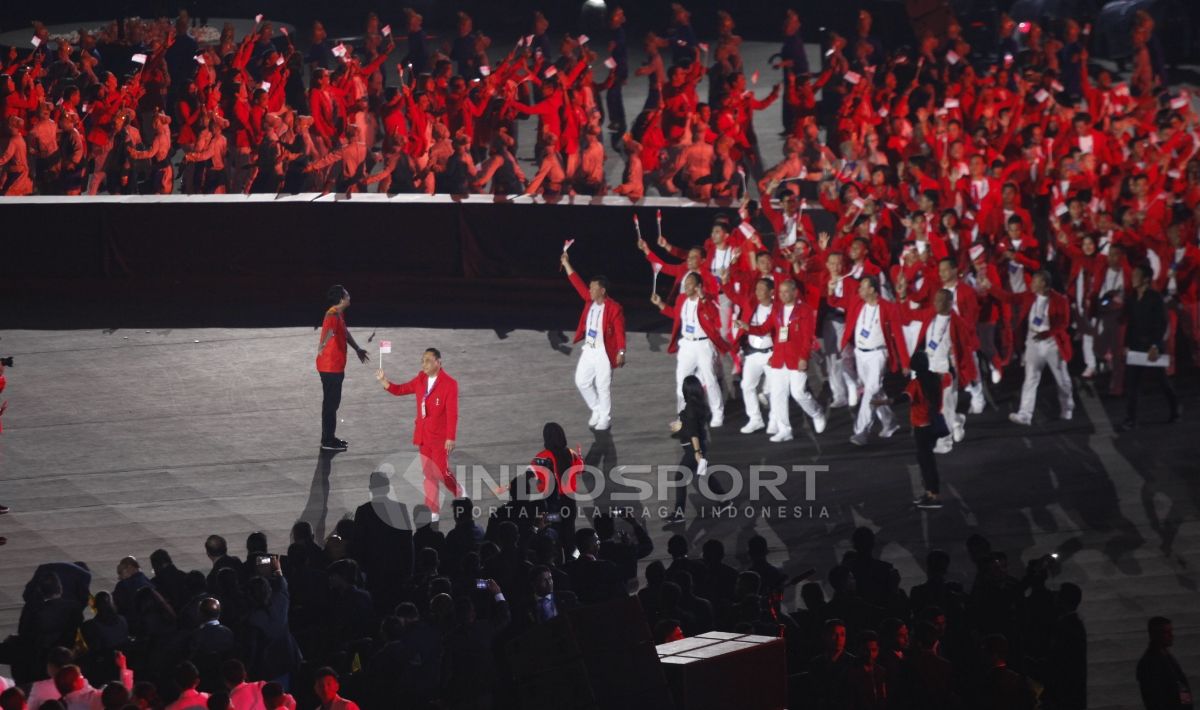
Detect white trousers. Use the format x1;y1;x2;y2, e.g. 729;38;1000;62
575;346;612;426
1017;337;1074;418
741;350;771;425
676;338;724;419
853;348;894;435
821;318;857;403
768;366;823;435
934;372;962;448
1081;330;1097;370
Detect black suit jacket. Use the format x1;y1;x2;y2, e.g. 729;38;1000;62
564;557;623;605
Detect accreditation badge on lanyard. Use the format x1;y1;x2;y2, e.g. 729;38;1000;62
928;320;947;351
1033;301;1047;328
777;311;790;342
860;308;877;340
586;306;600;346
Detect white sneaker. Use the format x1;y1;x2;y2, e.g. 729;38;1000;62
1061;409;1073;421
766;421;779;436
952;418;965;443
710;417;724;428
990;367;1003;385
812;409;828;434
933;439;954;454
1008;413;1032;426
850;432;869;446
740;420;766;434
588;410;600;427
769;429;794;443
880;422;901;438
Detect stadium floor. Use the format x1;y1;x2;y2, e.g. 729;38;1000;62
0;324;1196;708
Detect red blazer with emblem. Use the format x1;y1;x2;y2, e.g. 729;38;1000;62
746;300;818;370
915;310;980;386
658;295;731;354
568;273;627;369
386;370;459;446
831;291;911;371
1008;290;1073;361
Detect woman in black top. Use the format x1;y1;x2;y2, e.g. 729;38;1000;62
665;376;727;526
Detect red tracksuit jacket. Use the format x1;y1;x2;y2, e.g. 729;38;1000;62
386;371;459;446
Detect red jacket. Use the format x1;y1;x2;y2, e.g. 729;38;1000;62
832;292;911;371
1009;291;1073;361
746;300;818;370
644;250;720;300
568;273;627;369
659;295;731;354
386;371;459;446
916;310;980;386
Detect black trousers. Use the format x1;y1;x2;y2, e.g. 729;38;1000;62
674;446;726;515
914;425;939;495
319;371;344;443
1125;365;1178;423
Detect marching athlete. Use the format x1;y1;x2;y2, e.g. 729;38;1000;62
562;252;626;430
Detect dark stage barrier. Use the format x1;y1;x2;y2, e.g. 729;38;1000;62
4;194;837;281
1;195;836;327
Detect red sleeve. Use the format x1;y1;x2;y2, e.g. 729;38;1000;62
613;305;627;354
567;271;590;301
386;375;419;397
446;378;459;441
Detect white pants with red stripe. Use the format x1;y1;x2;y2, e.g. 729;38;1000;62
676;338;724;420
575;345;612;427
853;348;894;435
767;366;823;436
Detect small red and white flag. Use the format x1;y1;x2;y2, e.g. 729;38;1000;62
255;13;264;24
381;24;392;37
751;70;760;85
563;239;575;252
379;340;392;354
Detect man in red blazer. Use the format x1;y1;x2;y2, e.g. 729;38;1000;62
562;252;626;431
738;279;828;442
377;348;461;521
916;289;979;453
832;275;909;446
652;272;730;427
1005;272;1075;425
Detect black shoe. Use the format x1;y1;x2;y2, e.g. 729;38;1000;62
0;504;9;515
321;440;348;451
915;494;943;510
334;438;349;448
1169;407;1182;424
1116;419;1137;432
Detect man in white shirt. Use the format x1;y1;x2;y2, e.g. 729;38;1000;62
1009;272;1075;425
652;273;730;427
737;278;776;434
922;290;965;453
562;253;626;430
